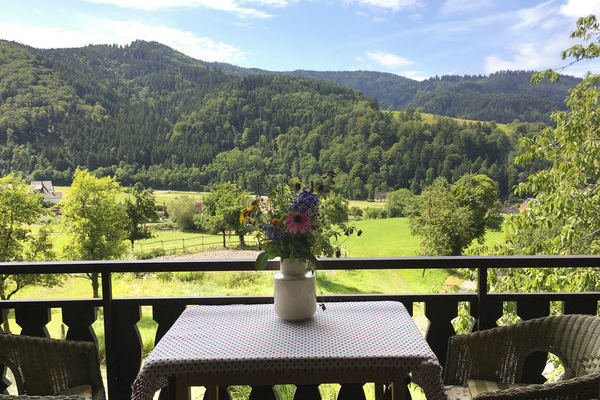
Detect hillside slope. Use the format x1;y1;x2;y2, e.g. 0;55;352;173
0;40;543;199
211;61;578;123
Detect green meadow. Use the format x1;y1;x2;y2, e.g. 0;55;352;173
12;204;505;399
388;110;513;135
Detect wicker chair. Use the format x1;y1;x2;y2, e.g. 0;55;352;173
0;334;105;400
443;314;600;400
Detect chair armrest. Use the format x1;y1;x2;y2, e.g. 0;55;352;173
473;372;600;400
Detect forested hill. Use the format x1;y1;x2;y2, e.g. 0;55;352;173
1;40;543;199
212;62;580;124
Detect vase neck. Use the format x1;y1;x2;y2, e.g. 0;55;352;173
280;258;307;275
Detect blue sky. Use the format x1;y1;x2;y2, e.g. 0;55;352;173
1;0;600;80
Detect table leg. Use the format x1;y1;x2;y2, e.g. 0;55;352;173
175;377;191;400
392;380;407;400
375;383;384;400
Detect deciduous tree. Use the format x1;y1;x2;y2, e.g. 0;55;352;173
202;182;252;247
452;174;502;242
61;169;127;297
473;15;600;294
124;186;158;251
410;174;500;256
169;196;196;230
0;175;57;330
409;178;474;256
385;188;417;217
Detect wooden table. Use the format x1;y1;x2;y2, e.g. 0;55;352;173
131;301;446;400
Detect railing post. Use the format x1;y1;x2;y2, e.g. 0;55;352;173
476;265;486;331
425;297;458;367
0;309;9;394
476;265;502;330
102;270;116;399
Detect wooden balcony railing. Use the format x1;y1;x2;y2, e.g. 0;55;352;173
1;256;599;400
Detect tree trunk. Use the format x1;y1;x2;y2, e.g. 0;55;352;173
91;272;100;298
238;233;245;246
222;230;226;248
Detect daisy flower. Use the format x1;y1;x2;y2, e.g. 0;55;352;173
284;211;311;234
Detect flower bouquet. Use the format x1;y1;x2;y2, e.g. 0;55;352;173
241;182;359;320
241;183;359;270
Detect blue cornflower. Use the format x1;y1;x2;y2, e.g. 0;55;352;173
263;223;283;240
292;190;320;219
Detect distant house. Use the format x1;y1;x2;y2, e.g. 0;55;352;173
501;204;519;214
519;198;535;213
373;192;388;202
30;180;62;204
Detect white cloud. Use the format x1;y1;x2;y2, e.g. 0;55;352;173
0;19;245;63
84;0;287;18
366;50;413;68
484;36;569;74
440;0;492;15
343;0;419;12
512;1;558;30
559;0;600;18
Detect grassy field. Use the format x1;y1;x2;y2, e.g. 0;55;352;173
348;200;385;209
134;229;256;255
9;216;462;400
389;110;513;135
152;189;206;205
55;186;206;204
13;208;505;399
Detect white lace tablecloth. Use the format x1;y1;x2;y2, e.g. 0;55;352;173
131;301;446;400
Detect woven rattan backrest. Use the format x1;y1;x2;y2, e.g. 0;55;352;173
512;315;600;379
0;334;104;399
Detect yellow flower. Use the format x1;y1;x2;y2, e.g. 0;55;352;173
239;206;252;224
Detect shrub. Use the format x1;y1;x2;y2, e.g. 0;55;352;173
225;272;262;288
136;248;165;260
364;207;387;219
156;272;173;281
175;271;206;282
349;206;363;218
385;188;417;217
193;212;212;232
169;196;196;230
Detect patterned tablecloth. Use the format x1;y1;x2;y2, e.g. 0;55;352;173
131;301;446;400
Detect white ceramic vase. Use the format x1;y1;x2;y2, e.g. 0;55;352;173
273;258;316;321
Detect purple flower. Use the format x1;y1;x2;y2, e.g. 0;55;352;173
263;223;283;240
292;190;319;219
357;229;363;236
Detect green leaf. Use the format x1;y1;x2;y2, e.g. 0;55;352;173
255;251;270;270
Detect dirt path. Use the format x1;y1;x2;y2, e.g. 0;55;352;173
440;273;476;293
153;248;261;260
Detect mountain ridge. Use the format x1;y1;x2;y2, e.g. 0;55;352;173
207;60;580;123
0;39;550;199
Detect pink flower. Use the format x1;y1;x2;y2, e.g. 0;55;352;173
284;211;311;234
